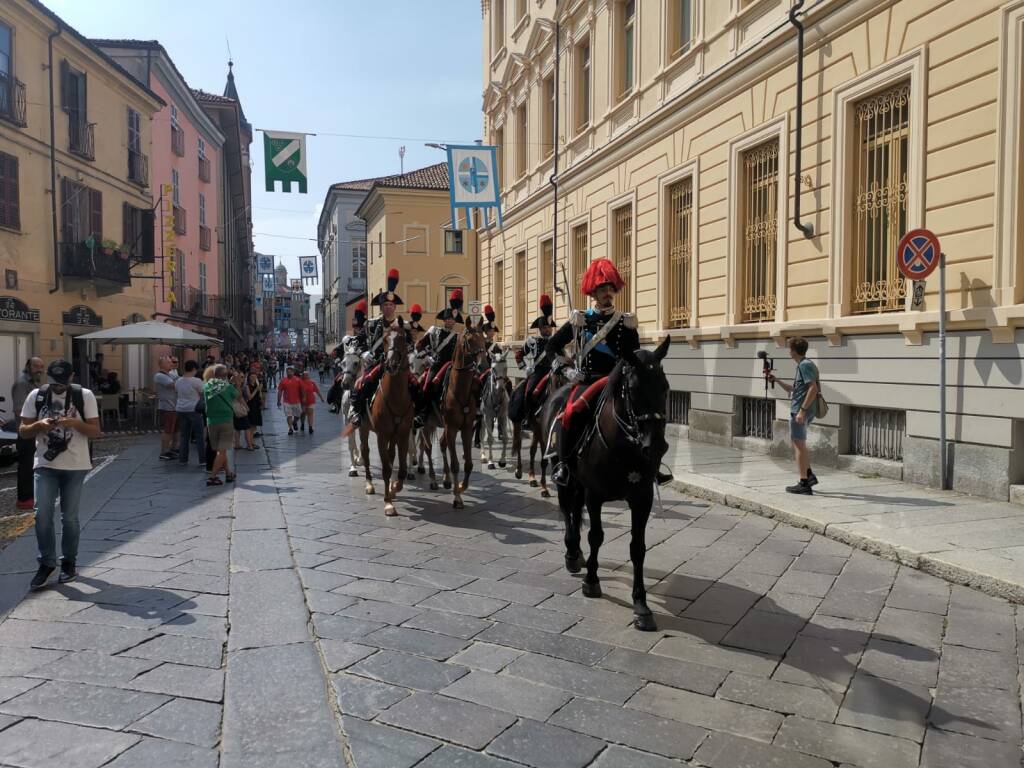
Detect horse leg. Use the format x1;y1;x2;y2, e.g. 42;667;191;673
628;487;656;631
498;404;508;468
441;428;453;490
446;429;463;509
528;428;538;488
459;423;474;494
513;423;523;480
361;423;374;495
485;408;497;470
393;432;407;495
379;438;396;516
560;484;585;574
538;429;551;499
582;494;604;598
416;429;426;474
406;430;415;480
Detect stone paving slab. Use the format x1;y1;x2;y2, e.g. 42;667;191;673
1;399;1023;767
665;439;1024;602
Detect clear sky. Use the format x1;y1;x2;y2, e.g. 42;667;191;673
46;0;483;300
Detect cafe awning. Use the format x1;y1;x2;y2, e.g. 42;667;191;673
76;320;222;346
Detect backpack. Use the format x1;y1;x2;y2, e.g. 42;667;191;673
795;363;828;419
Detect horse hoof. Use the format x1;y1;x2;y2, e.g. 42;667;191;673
514;470;522;480
417;466;426;475
406;472;414;481
348;468;358;477
582;581;602;598
565;554;585;574
365;485;375;496
540;488;550;498
452;499;464;509
529;479;538;488
393;482;405;495
487;462;496;470
498;461;506;468
384;503;397;517
633;612;658;632
443;481;452;490
430;482;439;490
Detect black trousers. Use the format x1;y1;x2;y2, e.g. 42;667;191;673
16;436;35;502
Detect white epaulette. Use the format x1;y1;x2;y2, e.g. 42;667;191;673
621;312;637;330
569;309;586;328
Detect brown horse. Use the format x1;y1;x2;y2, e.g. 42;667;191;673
359;323;414;516
440;318;487;509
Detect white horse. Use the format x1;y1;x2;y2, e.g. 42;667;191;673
337;346;364;477
481;350;511;470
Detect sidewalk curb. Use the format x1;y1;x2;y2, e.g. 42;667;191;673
669;473;1024;604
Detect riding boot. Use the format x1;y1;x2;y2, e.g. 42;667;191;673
473;414;482;448
551;420;578;487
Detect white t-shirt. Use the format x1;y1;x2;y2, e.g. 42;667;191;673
21;386;99;471
154;371;179;411
174;376;204;413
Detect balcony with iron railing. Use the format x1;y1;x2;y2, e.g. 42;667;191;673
128;149;148;187
171;124;185;157
68;116;95;160
199;224;211;251
173;285;229;320
60;241;131;287
172;205;186;235
0;71;27;127
198;155;211;183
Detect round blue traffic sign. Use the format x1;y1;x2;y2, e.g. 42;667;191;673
897;229;941;280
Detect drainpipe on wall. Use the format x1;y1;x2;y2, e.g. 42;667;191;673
789;0;814;239
550;9;561;303
47;24;64;293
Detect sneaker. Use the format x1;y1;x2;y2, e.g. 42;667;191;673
288;429;294;436
786;480;813;495
806;469;819;487
308;427;313;434
58;561;77;584
15;499;34;510
159;452;174;460
30;565;54;590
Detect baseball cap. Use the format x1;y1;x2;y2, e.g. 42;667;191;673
47;359;73;385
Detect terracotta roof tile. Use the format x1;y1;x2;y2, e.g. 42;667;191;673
192;89;236;105
330;162;449;194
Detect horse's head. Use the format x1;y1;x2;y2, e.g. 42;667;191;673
383;320;409;373
340;350;362;389
619;335;672;471
490;351;508;380
459;317;487;368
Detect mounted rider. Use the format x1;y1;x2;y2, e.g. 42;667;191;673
415;289;465;418
347;270;414;426
478;305;505;379
545;259;674;487
408;303;427;347
508;294;557;425
328;300;368;413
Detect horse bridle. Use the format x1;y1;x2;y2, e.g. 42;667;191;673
383;330;408;375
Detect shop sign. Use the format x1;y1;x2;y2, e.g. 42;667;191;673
63;305;103;326
0;295;40;322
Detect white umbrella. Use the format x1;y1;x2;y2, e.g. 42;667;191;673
76;320;222;346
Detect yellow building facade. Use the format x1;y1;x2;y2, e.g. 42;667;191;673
479;0;1024;499
357;163;478;320
0;0;162;400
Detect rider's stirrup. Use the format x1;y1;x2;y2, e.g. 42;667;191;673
656;471;673;487
552;463;570;487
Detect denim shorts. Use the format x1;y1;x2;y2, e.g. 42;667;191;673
790;411;814;442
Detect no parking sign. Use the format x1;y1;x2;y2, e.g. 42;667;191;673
897;229;941;281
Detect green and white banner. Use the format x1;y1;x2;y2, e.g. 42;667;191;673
263;130;308;193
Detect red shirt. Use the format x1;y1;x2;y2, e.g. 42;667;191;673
278;376;304;405
301;379;320;405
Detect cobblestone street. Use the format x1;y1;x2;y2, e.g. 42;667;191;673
0;400;1021;767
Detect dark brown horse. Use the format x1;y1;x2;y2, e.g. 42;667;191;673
360;323;414;516
543;336;671;631
440;318;487;509
512;362;568;498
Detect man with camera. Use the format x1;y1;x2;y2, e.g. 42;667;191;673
18;360;101;589
766;337;820;495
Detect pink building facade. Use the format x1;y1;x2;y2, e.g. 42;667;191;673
96;41;226;361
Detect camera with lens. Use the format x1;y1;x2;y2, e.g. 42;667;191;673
756;350;775;397
43;429;70;461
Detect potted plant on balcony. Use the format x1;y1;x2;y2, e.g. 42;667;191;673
118;243;132;260
101;239;118;256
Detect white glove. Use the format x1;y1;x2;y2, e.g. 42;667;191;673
361;351;373;363
525;365;535;377
566;367;585;383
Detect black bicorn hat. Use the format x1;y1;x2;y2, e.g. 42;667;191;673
372;269;403;306
530;294;556;329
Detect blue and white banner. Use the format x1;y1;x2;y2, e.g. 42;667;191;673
262;274;275;294
446;144;503;230
298;255;318;283
257;254;274;275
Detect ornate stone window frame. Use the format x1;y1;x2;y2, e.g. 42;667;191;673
657;157;700;335
995;0;1024;307
606;188;638;315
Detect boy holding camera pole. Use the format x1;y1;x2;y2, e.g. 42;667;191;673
18;360;101;589
766;337;820;495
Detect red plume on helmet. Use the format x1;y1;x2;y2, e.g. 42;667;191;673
484;304;495;322
410;303;423;316
581;258;625;296
449;288;464;310
354;299;368;315
387;269;399;292
539;294;553;317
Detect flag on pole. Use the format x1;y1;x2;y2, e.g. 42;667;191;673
263;130;308;193
298;255;318;284
446;144;502;230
